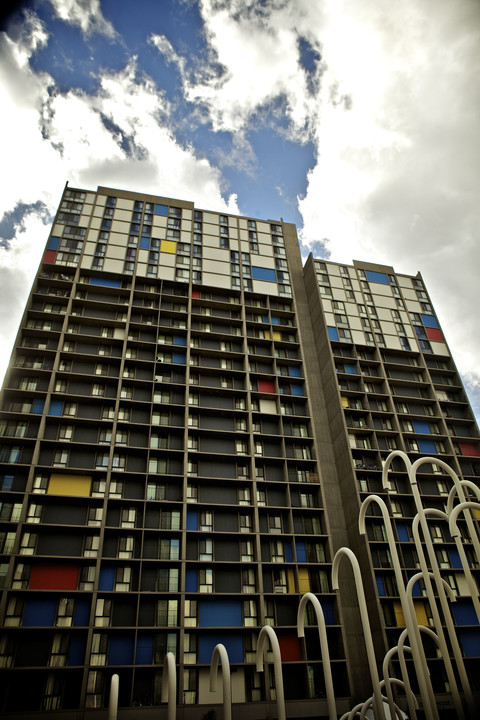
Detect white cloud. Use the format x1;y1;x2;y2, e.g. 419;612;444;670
48;0;117;38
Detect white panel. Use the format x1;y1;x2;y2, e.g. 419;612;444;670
258;232;271;245
83;241;96;256
405;299;422;312
239;219;248;230
432;342;449;355
203;249;230;265
351;279;361;291
322;299;333;313
111;220;130;234
85;193;96;204
252;279;278;296
260;398;277;413
377;308;392;321
330;275;343;288
240;241;249;252
251;254;275;269
385;335;402;350
402;288;417;301
345;302;358;316
90;217;101;230
380;321;396;335
229;227;238;239
182;220;191;233
92;206;104;218
257;245;274;259
94;195;106;207
136;262;147;277
204;223;219;237
371;284;392;297
138;249;149;264
159;253;176;267
239;229;248;241
108;233;125;246
106;245;125;260
229;239;239;251
114;328;125;340
257;221;270;233
80;255;92;269
80;211;93;224
158;265;175;280
324;312;335;326
331;288;347;301
180;231;191;242
350;317;363;331
351;330;365;344
53;223;64;235
203;272;231;289
113;209;131;223
326;263;340;275
103;258;123;273
116;198;134;211
153;215;167;228
203;235;220;248
228;217;238;228
183;209;192;220
377;296;397;309
398;276;413;288
203;213;218;225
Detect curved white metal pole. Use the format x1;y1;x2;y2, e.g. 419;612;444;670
108;673;119;720
405;570;463;717
448;500;480;622
358;690;404;720
339;701;363;720
297;592;336;720
256;625;285;720
332;547;386;720
359;494;437;720
161;652;176;720
382;646;417;720
442;473;480;562
397;628;421;720
210;644;232;720
411;509;472;717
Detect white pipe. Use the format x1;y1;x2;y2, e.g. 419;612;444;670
297;592;336;720
210;644;232;720
108;673;119;720
161;652;176;720
396;629;421;720
256;625;285;720
448;500;480;622
332;547;386;720
359;494;437;720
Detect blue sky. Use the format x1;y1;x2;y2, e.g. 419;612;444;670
0;0;480;422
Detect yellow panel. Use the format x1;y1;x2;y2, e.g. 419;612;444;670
341;396;349;408
272;332;281;341
161;240;177;254
264;330;271;340
414;601;428;626
288;569;296;593
474;509;480;520
393;601;405;627
48;474;92;497
298;568;310;593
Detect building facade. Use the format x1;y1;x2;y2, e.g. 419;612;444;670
0;185;478;718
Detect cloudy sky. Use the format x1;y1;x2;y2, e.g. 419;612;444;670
0;0;479;421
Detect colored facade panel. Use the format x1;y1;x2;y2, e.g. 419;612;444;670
140;237;150;249
413;421;431;434
328;326;339;341
30;564;79;590
48;474;92;497
161;240;177;254
22;598;57;626
258;380;275;393
155;204;168;215
173;352;186;364
251;267;276;282
174;335;187;346
421;314;439;328
32;399;45;414
345;364;357;374
418;439;437;454
98;567;115;591
90;277;122;288
47;236;61;250
43;249;56;263
458;629;480;657
459;442;480;457
185;569;197;592
365;270;389;284
453;601;479;626
426;327;444;342
48;400;63;416
278;633;301;661
298;568;310;593
198;600;242;627
198;633;243;664
135;635;153;664
69;636;86;666
108;635;134;665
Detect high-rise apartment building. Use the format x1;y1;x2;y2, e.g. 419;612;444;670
0;185;478;718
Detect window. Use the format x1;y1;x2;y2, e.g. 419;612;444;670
56;597;75;627
268;515;282;533
238;487;251;505
84;535;100;558
242;568;256;593
239;514;252;533
88;507;103;526
94;598;112;627
199;511;213;531
241;540;254;562
114;566;132;592
53;449;69;467
199;568;213;593
199;538;213;561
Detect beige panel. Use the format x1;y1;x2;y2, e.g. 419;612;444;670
138;249;149;264
114;328;125;340
159;253;176;267
80;255;92;269
371;284;392;297
324;312;335;326
86;229;98;243
326;263;341;275
405;299;422;313
432;342;449;355
94;195;106;207
398;276;413;288
202;272;231;289
384;335;402;350
330;275;343;288
377;296;397;309
53;223;64;236
203;236;220;249
153;215;167;228
257;221;270;233
322;299;333;313
253;279;278;296
113;209;131;223
90;217;101;230
116;198;134;211
180;231;191;243
240;240;250;252
103;258;123;274
402;288;417;301
80;211;93;224
352;330;365;344
203;213;218;225
229;238;239;251
350;317;363;331
260;398;277;413
181;219;191;233
106;245;125;260
111;219;130;235
239;218;248;230
203;222;219;237
345;302;358;316
109;232;127;246
351;279;361;291
332;288;347;301
83;241;96;256
239;229;248;241
258;231;271;244
158;265;175;280
228;217;238;228
85;193;96;204
183;209;192;220
381;321;396;335
92;206;104;218
257;245;274;258
135;262;147;277
251;255;275;269
228;227;238;239
377;307;392;321
203;248;230;264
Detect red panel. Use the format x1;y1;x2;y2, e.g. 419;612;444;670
192;290;201;298
426;327;444;342
258;380;275;393
43;250;56;264
278;633;301;661
459;443;480;457
30;564;79;590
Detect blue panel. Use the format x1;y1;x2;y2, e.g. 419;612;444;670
365;270;389;285
68;636;86;665
1;475;14;490
185;569;197;592
173;352;185;364
108;635;134;665
285;542;292;562
291;384;304;396
174;335;186;346
375;575;385;597
448;548;462;569
327;326;339;342
74;598;91;626
155;204;168;216
251;266;276;282
98;567;115;591
187;510;197;530
396;523;409;542
141;236;151;249
199;633;243;664
345;364;357;374
48;400;63;416
453;601;479;626
32;399;45;414
136;635;153;664
413;421;431;434
407;573;422;597
199;600;242;628
263;315;269;323
289;366;301;377
321;601;335;625
271;316;279;325
23;598;57;626
296;541;306;563
458;629;480;657
418;439;437;454
48;236;60;250
90;277;122;288
421;314;439;328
